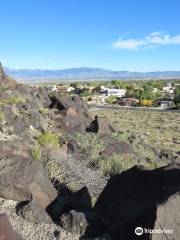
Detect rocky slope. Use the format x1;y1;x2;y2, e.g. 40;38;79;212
0;63;180;240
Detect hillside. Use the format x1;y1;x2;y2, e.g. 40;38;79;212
0;63;180;240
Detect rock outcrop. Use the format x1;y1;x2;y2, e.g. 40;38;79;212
16;201;52;224
0;137;57;209
49;93;92;134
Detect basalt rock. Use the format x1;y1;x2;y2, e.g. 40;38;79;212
16;201;52;224
0;138;57;209
49;93;92;134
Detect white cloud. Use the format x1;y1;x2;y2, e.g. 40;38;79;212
113;32;180;50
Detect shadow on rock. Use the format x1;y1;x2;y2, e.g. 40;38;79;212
46;186;92;223
91;164;180;240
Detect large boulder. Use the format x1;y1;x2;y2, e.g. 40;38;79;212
94;164;180;240
49;93;92;134
0;136;57;209
16;201;52;224
0;213;22;240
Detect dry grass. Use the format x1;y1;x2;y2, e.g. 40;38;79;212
97;108;180;154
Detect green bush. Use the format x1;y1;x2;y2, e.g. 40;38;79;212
106;95;117;104
32;144;42;161
132;141;156;163
38;132;59;149
1;95;26;105
46;160;60;178
94;154;136;175
8;95;26;105
0;84;7;92
112;131;131;144
80;90;92;97
0;111;4;123
73;132;105;160
39;108;48;114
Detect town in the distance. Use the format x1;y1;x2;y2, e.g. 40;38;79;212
35;78;180;110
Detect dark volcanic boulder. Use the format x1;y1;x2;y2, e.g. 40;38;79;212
49;93;92;134
98;118;115;134
0;137;57;208
16;201;52;224
100;140;137;158
94;164;180;240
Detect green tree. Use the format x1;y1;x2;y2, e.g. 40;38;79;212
106;95;117;104
174;86;180;106
135;83;155;100
111;80;126;89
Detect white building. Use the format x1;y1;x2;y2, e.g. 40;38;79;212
67;86;75;92
52;85;57;91
162;83;175;94
102;88;126;98
153;88;158;93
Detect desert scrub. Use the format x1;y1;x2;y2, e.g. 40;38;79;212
32;144;42;161
73;132;105;160
0;84;7;92
3;95;26;105
132;140;156;164
95;153;136;175
0;111;4;123
112;131;134;144
46;160;60;178
38;132;60;149
39;107;48;114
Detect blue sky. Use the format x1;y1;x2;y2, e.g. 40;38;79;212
0;0;180;71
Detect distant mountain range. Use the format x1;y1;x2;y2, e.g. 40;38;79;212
4;67;180;83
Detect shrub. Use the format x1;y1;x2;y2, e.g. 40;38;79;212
80;90;92;97
132;141;156;163
94;154;136;175
32;144;42;161
112;131;131;144
8;95;26;104
106;96;117;104
0;111;4;123
2;95;26;105
106;95;117;104
46;160;60;178
0;84;7;92
39;108;48;114
73;132;105;160
38;132;59;149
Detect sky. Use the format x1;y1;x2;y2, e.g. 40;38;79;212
0;0;180;71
